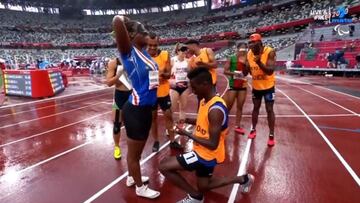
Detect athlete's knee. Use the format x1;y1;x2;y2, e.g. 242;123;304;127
237;102;245;110
265;103;274;114
165;109;173;120
266;107;274;115
113;122;121;134
159;157;173;173
197;181;209;193
252;107;260;114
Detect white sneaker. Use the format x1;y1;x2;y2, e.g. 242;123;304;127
135;184;160;199
176;194;204;203
239;174;255;194
126;176;149;187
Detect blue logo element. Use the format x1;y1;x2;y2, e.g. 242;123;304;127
331;6;352;23
337;6;347;18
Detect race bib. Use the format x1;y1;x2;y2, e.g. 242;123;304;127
175;72;188;83
182;151;198;165
148;70;159;90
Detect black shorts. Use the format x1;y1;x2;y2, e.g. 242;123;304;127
122;101;153;141
113;89;132;110
173;87;188;96
152;95;171;111
252;86;275;102
177;151;216;177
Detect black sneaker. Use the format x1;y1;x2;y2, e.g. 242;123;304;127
152;141;160;152
170;141;183;150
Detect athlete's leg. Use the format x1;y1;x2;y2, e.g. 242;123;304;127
222;90;237;111
170;89;180;121
179;88;190;122
236;89;247;128
251;94;262;130
159;156;201;198
151;107;159;152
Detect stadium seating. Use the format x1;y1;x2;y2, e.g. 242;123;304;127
0;0;359;69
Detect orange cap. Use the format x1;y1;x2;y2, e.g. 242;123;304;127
249;33;262;42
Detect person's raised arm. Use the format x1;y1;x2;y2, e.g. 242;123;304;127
205;48;218;69
112;15;131;55
196;48;218;69
256;50;276;75
161;52;172;79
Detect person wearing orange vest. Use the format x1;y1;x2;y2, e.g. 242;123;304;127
147;33;182;152
244;33;276;147
159;67;254;203
185;39;217;85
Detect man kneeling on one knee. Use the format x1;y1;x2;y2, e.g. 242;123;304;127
159;67;254;203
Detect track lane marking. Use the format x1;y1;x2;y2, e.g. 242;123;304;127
0;111;111;148
278;88;360;186
0;102;105;130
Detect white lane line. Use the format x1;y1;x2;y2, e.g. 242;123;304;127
278;88;360;187
0;111;111;148
0;102;104;130
83;135;180;203
0;87;112;109
0;92;112;119
227;138;252;203
294;85;359;116
276;76;360;100
220;73;230;97
317;85;360;101
0;142;91;181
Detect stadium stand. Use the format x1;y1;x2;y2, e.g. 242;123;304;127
0;0;359;71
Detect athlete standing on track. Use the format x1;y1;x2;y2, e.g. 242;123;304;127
159;67;254;203
113;15;160;199
147;33;182;152
223;42;248;135
244;33;276;147
170;43;191;126
105;57;132;160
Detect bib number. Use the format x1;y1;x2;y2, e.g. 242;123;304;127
149;70;159;90
175;72;188;83
183;151;198;165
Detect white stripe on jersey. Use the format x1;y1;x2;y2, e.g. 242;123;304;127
133;47;157;71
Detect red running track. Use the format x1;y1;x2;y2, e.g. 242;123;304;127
0;73;359;203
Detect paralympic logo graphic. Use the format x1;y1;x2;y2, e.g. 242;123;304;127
332;6;352;36
310;6;353;36
334;24;350;36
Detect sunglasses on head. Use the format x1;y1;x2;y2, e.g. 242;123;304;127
179;47;188;52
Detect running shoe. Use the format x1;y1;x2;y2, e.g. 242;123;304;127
267;136;275;147
113;146;121;160
136;184;160;199
176;194;204;203
126;176;150;187
152;141;160;152
239;174;255;194
234;127;246;135
248;129;256;139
